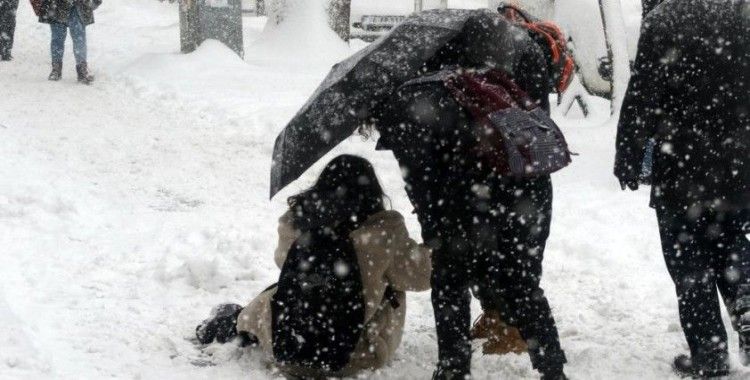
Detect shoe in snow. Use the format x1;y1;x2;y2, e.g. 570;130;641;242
195;303;243;344
1;54;12;61
432;366;470;380
541;371;568;380
76;62;95;84
672;354;729;379
49;62;62;81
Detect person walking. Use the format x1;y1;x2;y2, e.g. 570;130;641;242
0;0;19;61
615;0;750;377
374;6;575;379
31;0;101;83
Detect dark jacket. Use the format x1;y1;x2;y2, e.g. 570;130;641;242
37;0;101;25
614;0;750;214
641;0;663;16
374;35;552;234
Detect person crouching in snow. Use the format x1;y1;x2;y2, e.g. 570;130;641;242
31;0;101;84
195;155;432;379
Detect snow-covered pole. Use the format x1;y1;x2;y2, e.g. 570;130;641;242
439;0;448;8
179;0;201;54
327;0;352;42
598;0;630;118
414;0;423;12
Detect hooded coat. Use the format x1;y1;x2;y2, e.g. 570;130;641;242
614;0;750;216
236;209;432;377
35;0;101;25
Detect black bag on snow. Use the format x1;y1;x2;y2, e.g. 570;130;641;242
271;224;366;373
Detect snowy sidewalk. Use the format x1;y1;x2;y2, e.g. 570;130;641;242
1;1;748;379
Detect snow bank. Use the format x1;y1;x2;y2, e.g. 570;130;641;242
248;0;350;65
0;290;48;376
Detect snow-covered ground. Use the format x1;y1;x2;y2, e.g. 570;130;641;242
1;1;748;379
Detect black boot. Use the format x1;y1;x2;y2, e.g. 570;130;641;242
76;62;94;84
541;368;568;380
1;54;12;61
195;303;243;344
672;354;729;379
432;366;470;380
48;62;62;81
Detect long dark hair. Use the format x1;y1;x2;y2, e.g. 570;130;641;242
287;155;386;231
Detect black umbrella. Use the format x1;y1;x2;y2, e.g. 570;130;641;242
270;8;532;198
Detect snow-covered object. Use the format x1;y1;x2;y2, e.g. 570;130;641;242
598;0;631;117
251;0;350;64
555;0;640;99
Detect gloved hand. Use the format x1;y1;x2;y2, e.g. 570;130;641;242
618;177;639;191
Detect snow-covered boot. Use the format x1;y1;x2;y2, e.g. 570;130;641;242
195;303;243;344
48;62;62;81
672;354;729;379
76;62;94;84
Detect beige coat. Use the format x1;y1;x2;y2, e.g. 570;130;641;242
237;209;432;376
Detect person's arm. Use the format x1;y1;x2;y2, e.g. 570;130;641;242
614;17;666;190
273;211;300;269
383;216;432;292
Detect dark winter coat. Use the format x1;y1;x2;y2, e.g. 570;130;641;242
614;0;750;215
641;0;663;16
37;0;101;25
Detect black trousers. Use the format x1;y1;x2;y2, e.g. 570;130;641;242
0;0;19;58
657;206;750;363
391;139;566;373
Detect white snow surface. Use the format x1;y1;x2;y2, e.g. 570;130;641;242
0;1;748;379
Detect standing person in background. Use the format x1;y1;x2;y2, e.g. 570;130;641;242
30;0;101;84
0;0;19;61
615;0;750;377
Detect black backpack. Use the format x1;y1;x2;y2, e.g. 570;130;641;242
271;224;366;373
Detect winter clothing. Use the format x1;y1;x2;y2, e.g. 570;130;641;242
236;209;432;377
76;62;93;84
672;354;730;379
657;207;750;367
641;0;663;16
48;62;61;81
615;0;750;216
195;303;243;345
36;0;100;26
374;37;566;376
0;0;19;60
616;0;750;370
50;6;86;65
471;311;528;355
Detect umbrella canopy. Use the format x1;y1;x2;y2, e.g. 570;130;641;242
270;8;534;198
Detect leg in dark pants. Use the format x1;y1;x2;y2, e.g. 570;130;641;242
657;207;750;365
0;0;20;60
430;234;474;371
477;176;567;374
